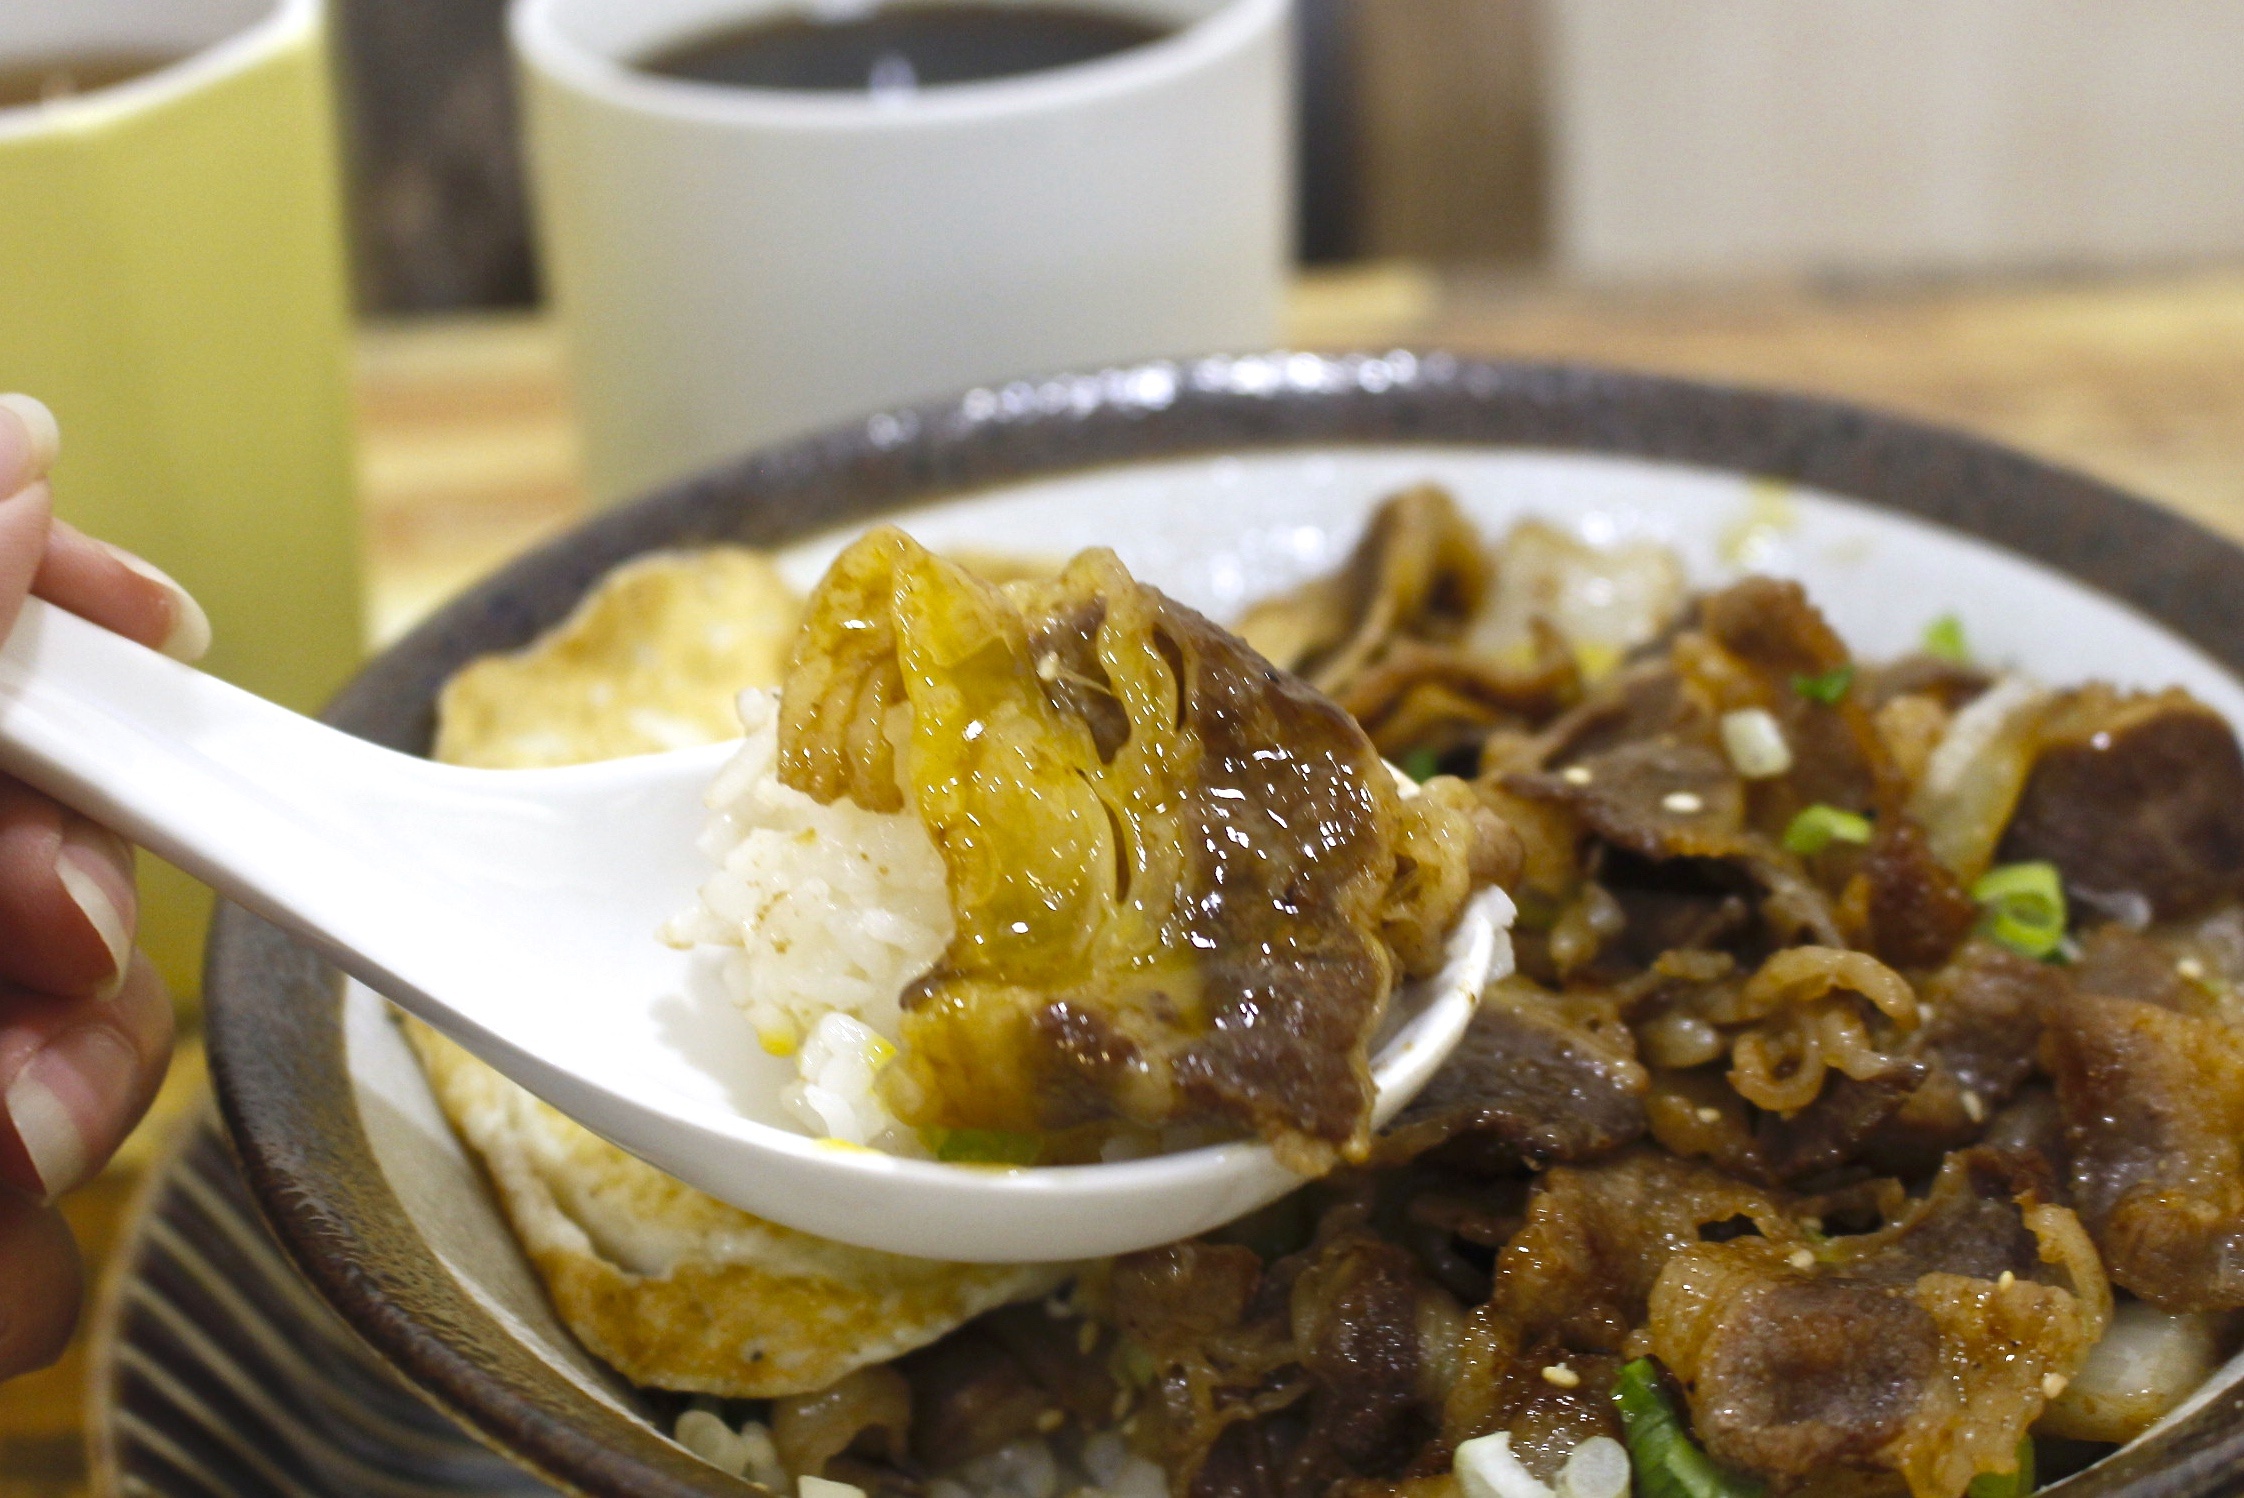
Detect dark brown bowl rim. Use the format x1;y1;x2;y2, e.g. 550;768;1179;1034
207;351;2244;1498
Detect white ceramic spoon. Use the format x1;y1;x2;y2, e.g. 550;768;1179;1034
0;596;1512;1261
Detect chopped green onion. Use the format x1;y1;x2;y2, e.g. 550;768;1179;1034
1613;1357;1764;1498
1965;1438;2036;1498
925;1128;1043;1165
1782;804;1873;856
1923;614;1971;665
1791;665;1855;705
1401;747;1441;783
1972;861;2068;960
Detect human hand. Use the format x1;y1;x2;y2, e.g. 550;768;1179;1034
0;395;210;1381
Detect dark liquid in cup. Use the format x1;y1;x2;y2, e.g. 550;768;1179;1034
639;5;1169;93
0;51;181;109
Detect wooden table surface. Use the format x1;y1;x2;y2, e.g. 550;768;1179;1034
12;261;2244;1495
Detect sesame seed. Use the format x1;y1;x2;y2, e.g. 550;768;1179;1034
1542;1364;1581;1389
1695;1106;1722;1124
1662;791;1705;814
1561;765;1594;785
1961;1090;1986;1124
2043;1373;2069;1399
1112;1390;1133;1420
1997;1271;2016;1289
1078;1321;1099;1355
1798;1216;1823;1234
1037;652;1063;682
2179;957;2208;982
1788;1248;1816;1270
1037;1409;1066;1433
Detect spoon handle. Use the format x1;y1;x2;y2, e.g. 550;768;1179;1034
0;596;422;964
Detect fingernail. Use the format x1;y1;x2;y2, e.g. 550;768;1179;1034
56;840;132;1001
5;1026;133;1199
0;394;59;478
96;541;212;663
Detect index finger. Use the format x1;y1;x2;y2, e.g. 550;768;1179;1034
0;395;57;637
0;479;49;648
34;519;211;663
0;396;56;500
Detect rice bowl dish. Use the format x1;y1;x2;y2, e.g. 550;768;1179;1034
391;469;2244;1498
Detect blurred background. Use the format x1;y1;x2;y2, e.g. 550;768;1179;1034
346;0;2244;302
335;0;2244;633
13;1;2244;1489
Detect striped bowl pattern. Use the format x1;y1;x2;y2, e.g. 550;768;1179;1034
87;1110;556;1498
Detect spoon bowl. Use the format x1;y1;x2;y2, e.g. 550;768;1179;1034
0;594;1507;1260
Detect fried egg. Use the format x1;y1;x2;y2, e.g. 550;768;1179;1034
414;547;1066;1397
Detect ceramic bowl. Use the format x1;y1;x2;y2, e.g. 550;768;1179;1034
207;353;2244;1497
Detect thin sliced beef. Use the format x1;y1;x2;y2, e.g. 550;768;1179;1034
1698;576;1851;682
2043;988;2244;1310
1491;1150;1805;1355
1978;1085;2068;1177
1851;940;2055;1177
1237;485;1489;689
1714;939;2053;1186
980;1301;1119;1428
1510;737;1747;859
1695;577;1903;840
1333;634;1581;762
903;1320;1066;1471
1374;980;1647;1171
1999;687;2244;922
1642;1065;1769;1181
1233;487;1578;759
786;530;1484;1173
1111;1241;1304;1498
1110;1238;1283;1368
2068;924;2194;1010
1112;1227;1462;1498
1861;818;1980;972
899;1302;1123;1472
1287;1236;1443;1471
1669;1261;1940;1476
1603;860;1759;970
1823;1148;2081;1290
1650;1150;2107;1498
1517;658;1699;773
1505;737;1841;951
1755;1055;1927;1185
1906;944;2052;1131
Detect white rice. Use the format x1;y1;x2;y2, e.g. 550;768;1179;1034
674;1408;789;1488
663;689;952;1147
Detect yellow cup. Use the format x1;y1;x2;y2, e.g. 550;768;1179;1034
0;0;364;1003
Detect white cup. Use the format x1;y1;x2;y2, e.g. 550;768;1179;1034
513;0;1291;505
